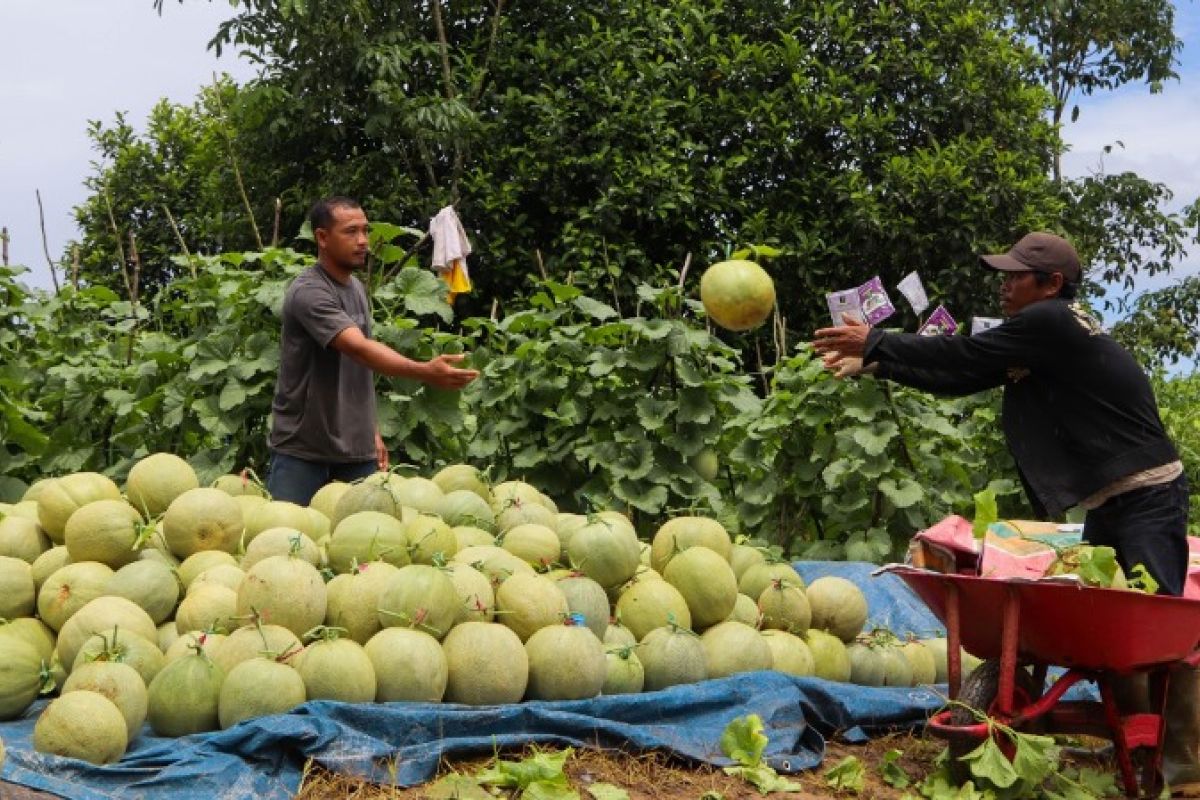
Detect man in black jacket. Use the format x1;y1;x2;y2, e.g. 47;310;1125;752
813;231;1197;793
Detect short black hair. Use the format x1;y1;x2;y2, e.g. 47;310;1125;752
309;196;363;233
1032;270;1079;300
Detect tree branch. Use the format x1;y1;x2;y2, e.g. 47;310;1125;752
35;190;62;293
211;74;264;250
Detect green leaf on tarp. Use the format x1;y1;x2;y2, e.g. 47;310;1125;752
825;755;865;793
972;487;998;540
719;714;768;766
476;747;573;791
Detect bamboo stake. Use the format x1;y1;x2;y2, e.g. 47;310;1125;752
35;190;62;293
677;252;692;290
212;74;263;250
1;227;8;266
271;197;282;248
162;205;196;281
102;185;133;299
535;249;548;281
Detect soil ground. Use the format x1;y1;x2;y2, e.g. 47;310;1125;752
0;731;1115;799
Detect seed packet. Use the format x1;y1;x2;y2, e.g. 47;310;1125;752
896;271;930;315
825;289;865;326
918;304;958;337
825;276;895;326
857;277;895;325
971;317;1003;335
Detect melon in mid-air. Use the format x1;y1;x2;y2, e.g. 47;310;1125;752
699;259;776;332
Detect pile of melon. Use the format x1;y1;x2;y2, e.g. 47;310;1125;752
0;454;972;766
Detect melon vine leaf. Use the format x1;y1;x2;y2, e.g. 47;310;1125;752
825;755;866;793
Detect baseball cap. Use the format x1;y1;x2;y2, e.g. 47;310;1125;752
979;232;1081;283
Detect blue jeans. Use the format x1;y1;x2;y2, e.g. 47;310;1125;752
1083;473;1190;596
265;451;377;506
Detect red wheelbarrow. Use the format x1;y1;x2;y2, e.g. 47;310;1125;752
885;566;1200;798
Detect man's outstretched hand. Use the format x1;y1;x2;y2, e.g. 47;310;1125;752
423;353;480;390
812;314;871;360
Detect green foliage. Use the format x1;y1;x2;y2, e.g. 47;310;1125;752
719;715;804;794
881;749;912;789
825;755;866;794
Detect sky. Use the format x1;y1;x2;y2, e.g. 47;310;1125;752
2;1;1199;305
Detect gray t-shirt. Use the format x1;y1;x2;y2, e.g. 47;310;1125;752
269;264;377;462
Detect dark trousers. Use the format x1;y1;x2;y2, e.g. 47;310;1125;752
1083;473;1190;596
265;451;377;506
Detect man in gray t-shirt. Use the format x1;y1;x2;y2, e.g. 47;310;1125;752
266;197;479;505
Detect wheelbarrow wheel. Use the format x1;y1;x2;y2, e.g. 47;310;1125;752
947;659;1040;785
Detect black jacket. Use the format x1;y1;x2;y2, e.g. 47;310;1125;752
864;299;1178;518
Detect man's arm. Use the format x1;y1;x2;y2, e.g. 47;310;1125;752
875;362;1006;396
331;326;479;390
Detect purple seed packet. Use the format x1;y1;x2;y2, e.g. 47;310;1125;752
857;276;895;326
826;289;865;326
918;304;958;337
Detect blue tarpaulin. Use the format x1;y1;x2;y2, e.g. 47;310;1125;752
0;562;947;799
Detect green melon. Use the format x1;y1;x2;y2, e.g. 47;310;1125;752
439;490;496;532
37;561;115;632
637;625;707;691
31;545;72;592
164;631;227;664
881;645;914;687
901;641;937;686
177;550;239;589
760;630;815;677
105;560;181;625
0;617;56;664
37;473;123;545
157;621;179;653
213;623;303;675
377;564;460;639
125;453;200;518
729;542;767;582
554;575;610;640
804;628;851;682
846;642;886;687
218;657;306;728
323;561;400;644
757;580;812;633
0;556;36;619
56;596;158;674
187;564;246;596
453;526;496;551
553;514;589;562
615;578;692;641
649;516;732;574
147;651;225;736
162;488;244;558
451;545;534;586
243;500;317;544
567;518;641;590
444;561;495;624
34;690;127;763
64;498;150;568
603;624;637;649
700;621;773;679
63;660;148;740
0;637;45;720
327;511;410;573
391;477;445;517
0;514;51;563
330;473;408;529
176;585;239;634
699;258;776;332
495;573;570;642
236;555;327;638
210;472;267;498
495;498;557;532
725;594;761;628
524;623;606;701
404;514;458;565
364;627;448;703
498;523;560;568
73;628;165;686
490;481;545;513
662;547;738;630
602;648;645;695
432;464;492;502
806;576;869;643
441;622;528;705
241;527;320;570
738;562;804;601
294;634;376;703
308;481;350;520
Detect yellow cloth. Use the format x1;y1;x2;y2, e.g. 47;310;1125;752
440;258;472;303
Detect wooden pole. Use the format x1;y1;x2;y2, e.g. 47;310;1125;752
35;190;62;293
1;227;8;266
